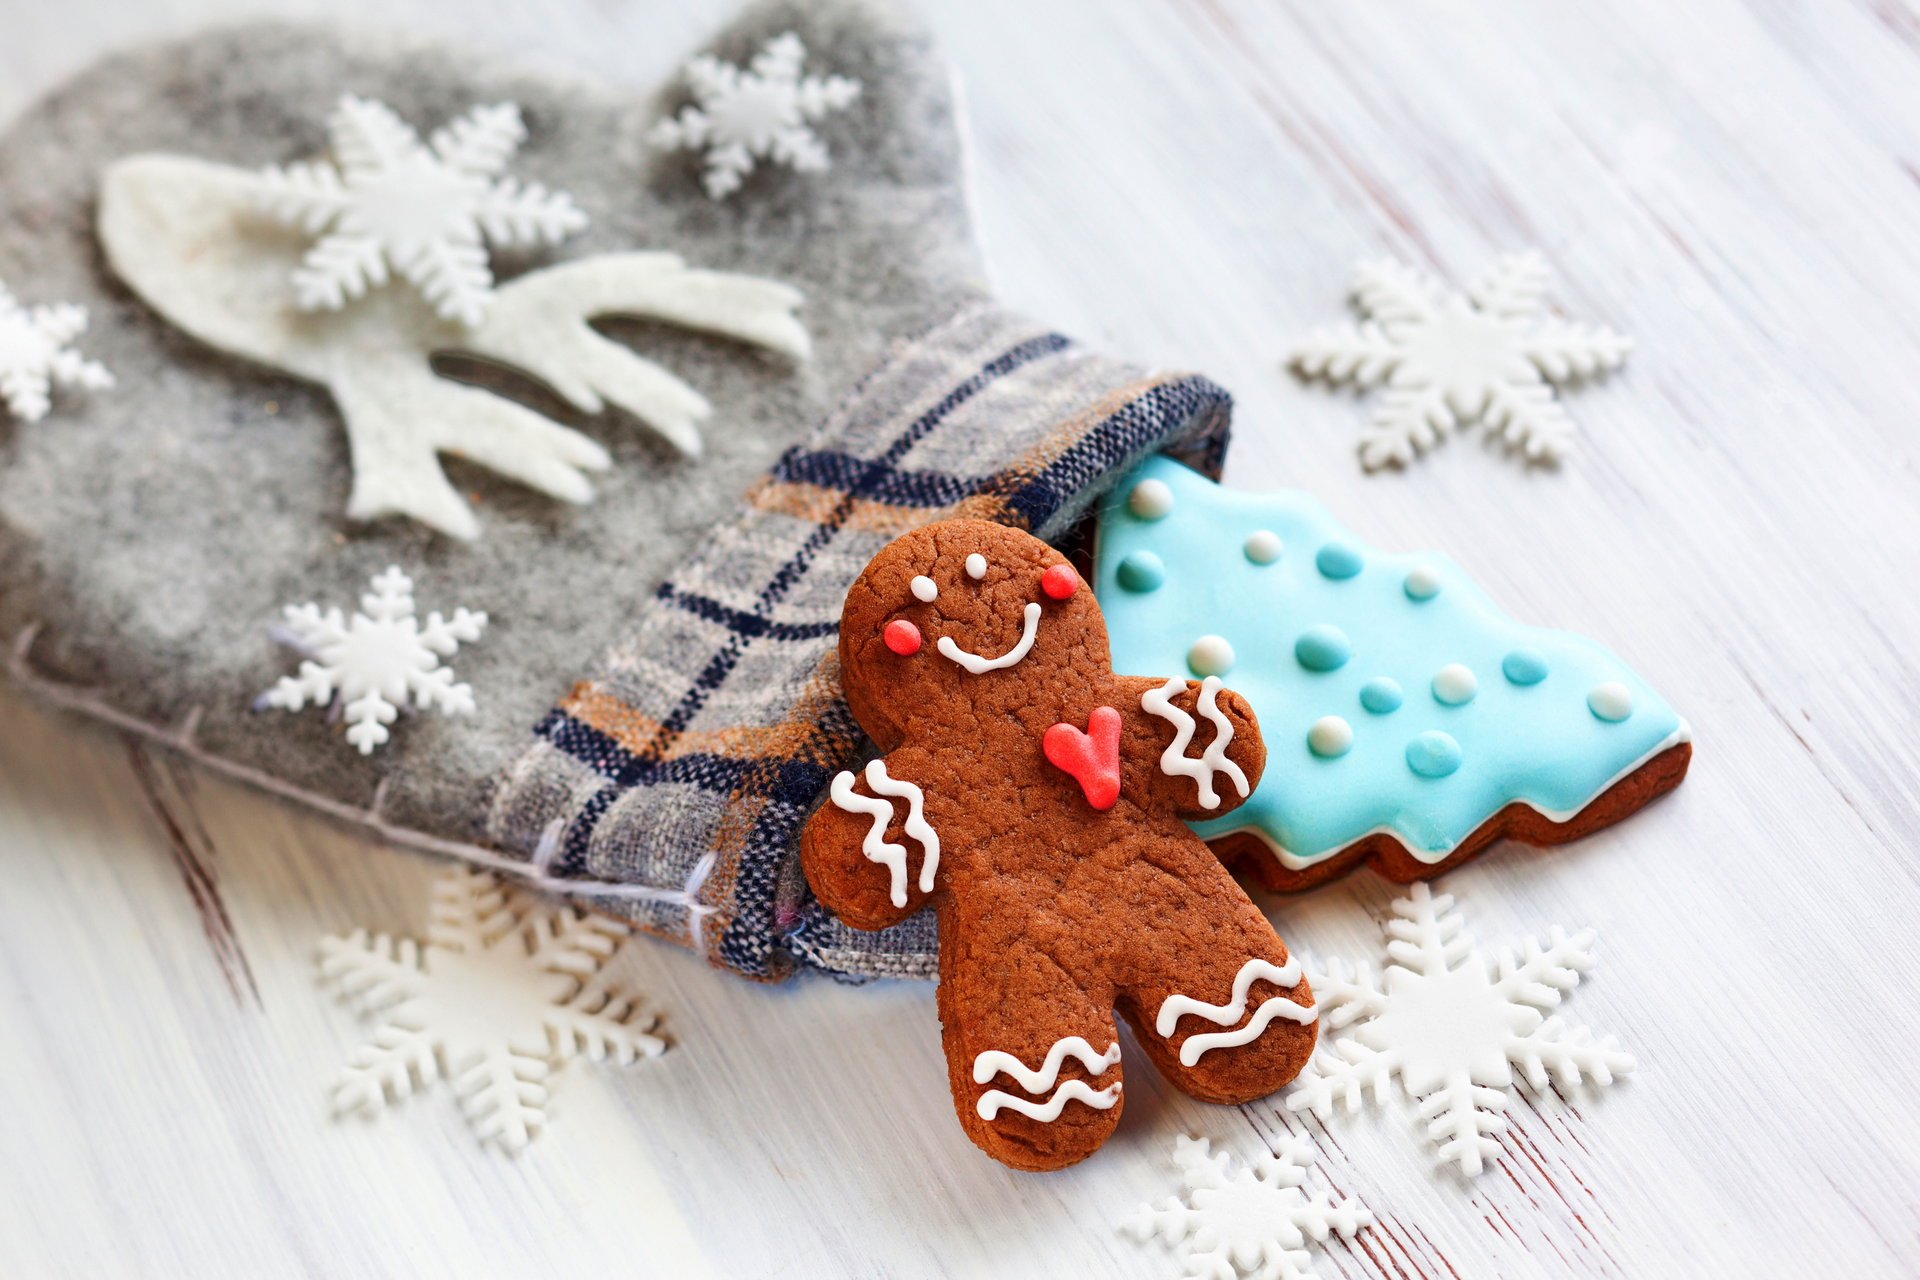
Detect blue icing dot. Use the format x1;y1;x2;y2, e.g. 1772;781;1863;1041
1294;625;1351;672
1315;542;1364;580
1503;648;1549;686
1405;731;1462;779
1116;550;1166;592
1359;677;1403;714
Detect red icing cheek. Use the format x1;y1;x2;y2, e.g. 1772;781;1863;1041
1041;563;1080;600
883;619;923;655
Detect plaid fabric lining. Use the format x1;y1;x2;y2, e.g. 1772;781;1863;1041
488;303;1231;980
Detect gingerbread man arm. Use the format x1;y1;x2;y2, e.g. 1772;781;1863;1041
800;755;942;932
1115;675;1267;822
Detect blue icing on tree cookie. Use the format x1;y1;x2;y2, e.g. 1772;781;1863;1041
1094;457;1690;883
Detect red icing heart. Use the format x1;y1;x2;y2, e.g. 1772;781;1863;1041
1043;705;1123;811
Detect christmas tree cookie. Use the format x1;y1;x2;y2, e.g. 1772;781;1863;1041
1093;457;1690;890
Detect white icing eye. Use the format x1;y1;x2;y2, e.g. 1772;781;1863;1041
965;553;987;580
910;575;938;603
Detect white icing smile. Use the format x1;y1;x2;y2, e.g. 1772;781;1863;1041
937;601;1041;674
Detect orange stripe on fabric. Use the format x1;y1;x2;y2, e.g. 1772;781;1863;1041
747;479;972;538
561;683;831;762
944;376;1172;526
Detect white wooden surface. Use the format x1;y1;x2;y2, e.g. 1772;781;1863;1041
5;1;1920;1276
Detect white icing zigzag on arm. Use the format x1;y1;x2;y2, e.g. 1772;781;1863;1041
826;761;940;908
972;1036;1124;1123
1157;957;1318;1067
1140;675;1251;809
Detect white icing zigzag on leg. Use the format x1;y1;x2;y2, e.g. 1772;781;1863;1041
1157;957;1318;1067
826;761;940;908
1140;675;1251;809
976;1078;1122;1123
972;1036;1124;1124
973;1036;1121;1091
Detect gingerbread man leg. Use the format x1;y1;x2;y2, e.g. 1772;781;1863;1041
1116;884;1318;1105
938;935;1126;1173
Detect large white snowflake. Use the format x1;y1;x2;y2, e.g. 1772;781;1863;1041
649;32;861;200
1289;253;1631;469
319;867;666;1152
1286;883;1634;1176
1121;1134;1371;1280
0;280;112;422
261;566;486;755
260;96;588;327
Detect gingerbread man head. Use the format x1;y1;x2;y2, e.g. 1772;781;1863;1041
834;520;1105;752
804;518;1318;1171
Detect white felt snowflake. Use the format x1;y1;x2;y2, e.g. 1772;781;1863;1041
261;567;486;755
0;280;113;422
320;867;666;1153
1121;1134;1371;1280
260;96;588;327
1287;883;1634;1176
1289;253;1631;469
649;32;861;200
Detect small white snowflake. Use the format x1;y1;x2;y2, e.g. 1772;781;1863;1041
1287;882;1634;1176
260;96;588;327
1289;252;1631;469
649;32;861;200
0;280;113;422
261;566;486;755
320;867;666;1152
1121;1134;1371;1280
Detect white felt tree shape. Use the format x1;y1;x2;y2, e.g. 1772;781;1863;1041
320;867;666;1153
1287;883;1634;1176
101;154;810;539
1289;253;1631;469
650;32;862;200
0;280;113;422
262;566;486;755
1121;1134;1372;1280
260;96;587;328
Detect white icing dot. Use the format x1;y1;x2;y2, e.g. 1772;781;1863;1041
910;575;938;603
1244;530;1282;564
1307;715;1353;759
1129;478;1175;520
1588;682;1634;722
1187;634;1236;677
1404;566;1442;601
965;553;987;580
1432;663;1477;706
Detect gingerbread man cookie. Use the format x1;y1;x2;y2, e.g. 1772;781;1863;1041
801;520;1317;1171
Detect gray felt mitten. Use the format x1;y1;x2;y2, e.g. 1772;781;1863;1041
0;0;1230;979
